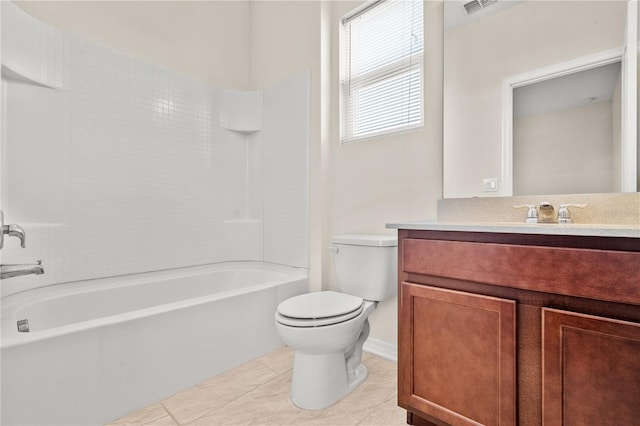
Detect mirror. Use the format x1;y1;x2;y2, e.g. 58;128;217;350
509;54;623;196
443;0;637;198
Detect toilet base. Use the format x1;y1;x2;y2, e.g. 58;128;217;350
290;351;369;410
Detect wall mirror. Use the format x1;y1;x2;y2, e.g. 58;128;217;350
443;0;638;198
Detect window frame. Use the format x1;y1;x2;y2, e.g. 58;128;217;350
339;0;425;144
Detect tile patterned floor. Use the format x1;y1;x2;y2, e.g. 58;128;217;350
107;347;406;426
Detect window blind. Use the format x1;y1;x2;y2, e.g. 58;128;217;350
341;0;424;143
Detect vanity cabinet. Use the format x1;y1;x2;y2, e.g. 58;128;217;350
400;283;516;425
542;308;640;426
397;229;640;426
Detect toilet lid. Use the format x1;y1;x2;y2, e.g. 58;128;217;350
277;291;363;319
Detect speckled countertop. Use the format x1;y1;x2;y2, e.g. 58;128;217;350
386;221;640;239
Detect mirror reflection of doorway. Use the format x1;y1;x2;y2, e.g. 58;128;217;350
513;61;622;195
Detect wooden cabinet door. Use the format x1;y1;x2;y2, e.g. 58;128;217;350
543;308;640;426
399;282;516;426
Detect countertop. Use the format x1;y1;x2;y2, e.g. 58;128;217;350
386;220;640;239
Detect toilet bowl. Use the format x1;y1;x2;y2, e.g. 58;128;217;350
274;234;397;410
275;291;377;410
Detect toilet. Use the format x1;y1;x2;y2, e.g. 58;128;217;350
275;234;398;410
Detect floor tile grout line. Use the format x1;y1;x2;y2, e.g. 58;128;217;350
182;372;289;425
162;358;283;425
159;401;181;426
178;385;261;425
255;358;292;376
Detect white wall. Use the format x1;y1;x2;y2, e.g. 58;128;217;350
13;0;252;89
325;1;443;344
514;101;614;195
444;0;626;198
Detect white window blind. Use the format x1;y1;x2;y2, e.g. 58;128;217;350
341;0;424;143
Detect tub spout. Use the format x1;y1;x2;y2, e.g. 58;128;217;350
1;261;44;280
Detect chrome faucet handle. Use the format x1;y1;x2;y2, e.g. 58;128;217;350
0;211;27;249
513;204;538;223
558;203;587;224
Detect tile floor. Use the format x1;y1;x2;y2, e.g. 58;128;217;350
108;347;406;426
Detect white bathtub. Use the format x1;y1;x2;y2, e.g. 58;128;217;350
1;261;307;425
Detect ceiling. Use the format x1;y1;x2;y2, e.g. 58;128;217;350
513;61;622;117
444;0;525;32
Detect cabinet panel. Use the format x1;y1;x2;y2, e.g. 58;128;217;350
542;308;640;426
399;282;516;426
402;238;640;306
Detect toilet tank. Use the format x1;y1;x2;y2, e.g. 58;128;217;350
330;234;398;302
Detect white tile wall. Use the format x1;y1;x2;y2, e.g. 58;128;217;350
65;39;239;280
1;2;65;89
1;3;309;297
262;71;310;268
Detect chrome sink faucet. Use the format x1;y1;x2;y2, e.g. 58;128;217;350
513;204;538;223
538;202;556;223
558;203;587;224
514;202;588;224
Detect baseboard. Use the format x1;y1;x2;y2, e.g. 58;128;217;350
363;337;397;362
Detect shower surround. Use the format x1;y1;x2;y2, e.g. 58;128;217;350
1;2;309;424
1;1;309;296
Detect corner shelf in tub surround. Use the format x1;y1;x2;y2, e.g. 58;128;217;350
1;65;61;89
389;222;640;426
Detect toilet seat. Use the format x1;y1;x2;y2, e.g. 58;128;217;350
276;291;364;328
276;306;363;327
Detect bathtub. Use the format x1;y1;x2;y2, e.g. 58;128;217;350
1;261;307;425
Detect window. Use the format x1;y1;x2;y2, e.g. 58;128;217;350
341;0;424;143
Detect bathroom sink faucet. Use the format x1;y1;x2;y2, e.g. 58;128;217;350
513;204;538;223
538;202;556;223
0;211;26;249
558;203;587;224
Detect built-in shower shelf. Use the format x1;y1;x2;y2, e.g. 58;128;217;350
220;89;263;132
1;64;61;89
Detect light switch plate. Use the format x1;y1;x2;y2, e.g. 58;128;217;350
483;178;498;192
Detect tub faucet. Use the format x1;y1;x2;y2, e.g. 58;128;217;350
0;211;26;249
1;261;44;280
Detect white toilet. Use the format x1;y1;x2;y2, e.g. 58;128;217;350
275;234;397;410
